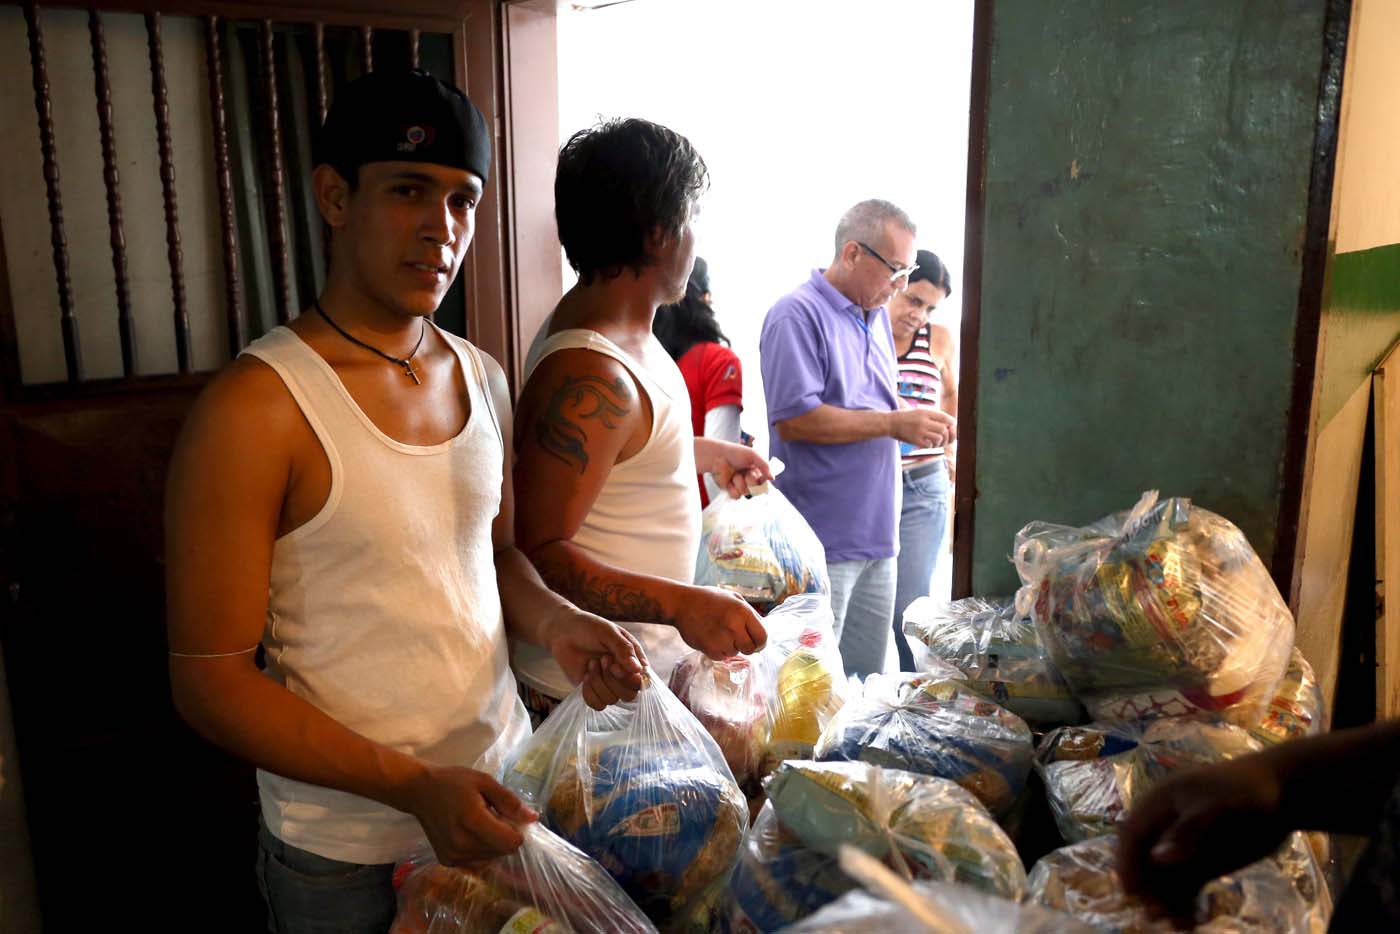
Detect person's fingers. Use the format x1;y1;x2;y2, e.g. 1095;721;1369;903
581;676;608;710
746;614;769;652
459;811;525;861
598;665;640;702
477;775;535;824
1118;787;1189;895
594;621;644;672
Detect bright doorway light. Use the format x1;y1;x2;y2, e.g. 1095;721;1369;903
557;0;975;457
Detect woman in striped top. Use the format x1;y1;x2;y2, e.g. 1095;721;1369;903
890;249;957;671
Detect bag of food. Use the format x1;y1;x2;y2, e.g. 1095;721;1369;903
1013;491;1293;726
669;653;768;788
725;801;854;933
903;596;1084;727
757;594;849;773
1035;718;1262;843
781;878;1095;933
696;484;829;614
814;671;1033;818
1249;648;1325;747
502;672;748;932
765;760;1027;901
389;822;656;933
1028;833;1327;933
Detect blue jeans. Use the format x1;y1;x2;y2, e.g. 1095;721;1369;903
828;556;897;679
256;820;397;933
892;461;952;671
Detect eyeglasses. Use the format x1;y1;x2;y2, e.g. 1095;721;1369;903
857;241;919;283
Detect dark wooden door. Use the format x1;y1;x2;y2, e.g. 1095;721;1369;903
0;387;264;929
0;3;531;929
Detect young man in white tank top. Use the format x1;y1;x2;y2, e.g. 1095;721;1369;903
511;119;774;716
164;72;647;933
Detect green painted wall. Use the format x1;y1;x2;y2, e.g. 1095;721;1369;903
971;0;1328;594
1316;242;1400;427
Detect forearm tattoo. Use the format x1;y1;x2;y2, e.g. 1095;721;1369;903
535;552;672;625
536;375;632;473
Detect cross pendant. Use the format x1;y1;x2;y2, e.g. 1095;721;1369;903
402;361;421;385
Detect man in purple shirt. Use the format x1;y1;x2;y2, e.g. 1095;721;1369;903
759;200;957;676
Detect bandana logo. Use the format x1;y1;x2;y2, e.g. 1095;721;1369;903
397;124;436;152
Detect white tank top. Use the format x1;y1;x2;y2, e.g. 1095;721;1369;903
241;326;530;865
511;328;700;698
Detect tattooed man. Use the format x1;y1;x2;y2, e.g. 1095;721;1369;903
511;119;772;723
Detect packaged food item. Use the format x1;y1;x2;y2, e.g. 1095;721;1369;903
782;878;1095;933
815;671;1033;818
1013;491;1293;726
669;653;768;787
697;484;829;614
389;822;656;934
903;596;1084;727
765;760;1027;901
725;801;854;933
503;673;747;932
757;595;849;773
1035;719;1261;842
1027;834;1327;933
1249;648;1325;747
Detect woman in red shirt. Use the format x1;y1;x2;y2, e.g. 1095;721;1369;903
653;257;746;507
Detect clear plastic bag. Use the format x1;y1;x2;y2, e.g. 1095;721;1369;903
1035;718;1262;843
502;672;748;933
902;596;1084;728
1013;491;1293;726
667;594;848;791
765;760;1028;901
389;822;657;933
1249;648;1325;747
814;671;1034;818
668;653;768;789
781;879;1095;933
725;800;855;933
696;484;829;614
1027;833;1327;933
756;594;849;774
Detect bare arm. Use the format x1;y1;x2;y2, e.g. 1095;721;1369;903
514;350;766;659
1119;718;1400;917
479;353;644;706
775;403;955;449
165;360;530;865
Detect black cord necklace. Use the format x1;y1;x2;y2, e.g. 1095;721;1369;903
314;300;427;385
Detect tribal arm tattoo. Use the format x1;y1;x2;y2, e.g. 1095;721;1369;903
532;546;674;625
535;374;633;473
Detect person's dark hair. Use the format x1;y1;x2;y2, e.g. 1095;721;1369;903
909;249;954;298
653;261;727;359
555;118;709;285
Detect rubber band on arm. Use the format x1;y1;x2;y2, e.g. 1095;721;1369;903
168;645;260;659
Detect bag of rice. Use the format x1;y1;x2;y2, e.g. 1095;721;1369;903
815;671;1033;818
903;596;1084;728
503;672;747;932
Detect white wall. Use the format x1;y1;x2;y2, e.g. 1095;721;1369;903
557;0;975;454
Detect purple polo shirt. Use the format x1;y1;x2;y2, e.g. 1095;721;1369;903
760;269;900;562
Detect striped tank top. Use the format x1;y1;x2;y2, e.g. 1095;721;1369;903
896;322;945;466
